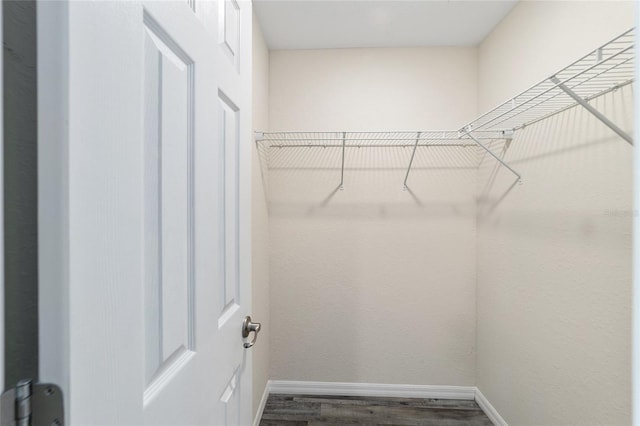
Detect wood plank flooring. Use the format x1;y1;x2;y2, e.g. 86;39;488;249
259;394;493;425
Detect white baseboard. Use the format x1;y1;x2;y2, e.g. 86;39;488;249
256;380;506;426
475;388;508;426
252;380;271;426
268;380;476;400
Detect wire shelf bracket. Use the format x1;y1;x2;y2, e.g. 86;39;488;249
402;132;422;191
461;129;522;183
550;75;633;145
339;132;346;190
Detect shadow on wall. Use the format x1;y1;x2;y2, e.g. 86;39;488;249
261;139;480;220
477;84;634;249
266;136;480;384
259;83;633;227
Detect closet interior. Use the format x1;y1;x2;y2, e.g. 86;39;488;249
251;5;635;425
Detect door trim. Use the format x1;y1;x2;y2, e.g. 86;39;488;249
252;380;270;426
36;2;69;414
0;0;4;393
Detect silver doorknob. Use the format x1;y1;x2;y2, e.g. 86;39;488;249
242;316;261;349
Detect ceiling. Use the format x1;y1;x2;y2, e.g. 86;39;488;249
254;0;518;50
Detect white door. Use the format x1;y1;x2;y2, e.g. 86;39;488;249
37;1;254;424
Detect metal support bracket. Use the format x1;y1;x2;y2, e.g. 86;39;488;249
500;129;514;140
462;129;522;183
1;379;64;426
402;132;421;190
550;76;633;145
339;132;346;190
254;131;265;142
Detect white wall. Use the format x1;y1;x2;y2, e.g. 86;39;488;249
268;47;480;385
270;47;477;131
479;1;635;111
251;12;270;419
476;2;634;425
260;3;634;421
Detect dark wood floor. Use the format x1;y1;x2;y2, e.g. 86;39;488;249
259;394;493;425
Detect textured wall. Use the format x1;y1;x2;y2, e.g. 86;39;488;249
251;13;270;419
268;47;479;385
476;2;634;425
269;47;478;131
479;1;635;111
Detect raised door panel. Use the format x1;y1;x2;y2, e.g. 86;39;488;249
143;12;195;403
214;46;247;425
212;3;253;426
217;91;241;329
219;368;241;425
219;0;240;70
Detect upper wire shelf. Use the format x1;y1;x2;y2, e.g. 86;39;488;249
258;130;501;148
257;28;635;189
461;28;634;136
256;130;512;191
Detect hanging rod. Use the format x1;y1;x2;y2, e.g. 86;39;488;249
461;28;634;145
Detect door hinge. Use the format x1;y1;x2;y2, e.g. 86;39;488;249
1;379;64;426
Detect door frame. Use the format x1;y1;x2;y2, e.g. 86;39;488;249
36;2;69;414
0;0;5;398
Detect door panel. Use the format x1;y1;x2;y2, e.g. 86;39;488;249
219;0;240;68
219;91;240;326
38;1;253;424
220;368;241;425
143;11;196;395
212;0;253;422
